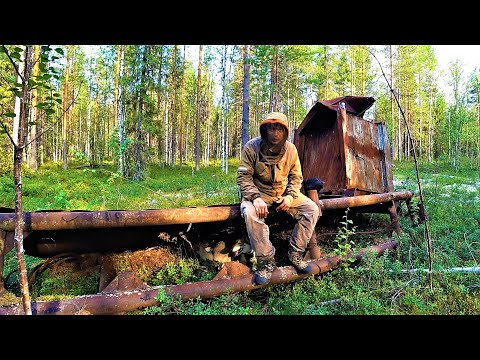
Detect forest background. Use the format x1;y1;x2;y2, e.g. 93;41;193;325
1;44;479;181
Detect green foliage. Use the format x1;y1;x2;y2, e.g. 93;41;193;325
0;134;13;176
147;290;261;315
1;45;63;125
30;267;99;300
333;209;357;265
107;126;132;167
149;258;215;286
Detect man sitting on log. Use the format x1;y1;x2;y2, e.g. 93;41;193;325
236;112;321;285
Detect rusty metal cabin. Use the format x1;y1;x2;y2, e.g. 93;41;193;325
294;96;393;197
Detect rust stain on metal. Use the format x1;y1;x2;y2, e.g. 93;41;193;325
0;205;241;232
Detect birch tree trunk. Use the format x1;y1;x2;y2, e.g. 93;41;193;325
428;92;432;162
62;46;71;170
86;95;91;160
164;92;169;165
220;45;227;172
118;45;126;176
179;46;185;165
12;46;24;151
13;45;34;314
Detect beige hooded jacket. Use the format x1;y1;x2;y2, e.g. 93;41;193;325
236;112;303;203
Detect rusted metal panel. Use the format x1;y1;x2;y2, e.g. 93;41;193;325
0;240;397;315
379;123;394;191
319;96;375;117
301;123;345;193
337;102;349;188
296;104;345;194
344;113;390;193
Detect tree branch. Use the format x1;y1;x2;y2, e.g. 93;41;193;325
1;45;24;82
22;80;83;150
0;120;17;148
368;47;434;291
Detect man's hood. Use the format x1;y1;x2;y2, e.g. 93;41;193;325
259;112;290;141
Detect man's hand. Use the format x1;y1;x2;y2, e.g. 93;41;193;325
276;195;292;212
253;197;269;218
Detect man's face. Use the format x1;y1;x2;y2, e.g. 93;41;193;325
266;123;286;145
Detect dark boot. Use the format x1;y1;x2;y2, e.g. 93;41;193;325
288;249;314;274
254;258;276;285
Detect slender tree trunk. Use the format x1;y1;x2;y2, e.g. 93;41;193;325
133;45;148;180
324;45;328;99
86;96;91;160
12;46;24;152
389;45;396;160
93;73;101;165
170;45;178;167
38;99;44;166
118;45;126;176
224;48;232;174
269;45;281;112
13;45;34;314
178;46;185;166
203;74;212;166
53;114;58;162
195;45;203;171
156;46;164;165
62;46;71;170
428;91;432;162
477;90;480;165
447;110;451;160
397;88;402;161
220;46;227;171
241;45;250;148
164;93;169;165
113;45;121;132
28;45;40;170
350;46;355;95
417;73;422;159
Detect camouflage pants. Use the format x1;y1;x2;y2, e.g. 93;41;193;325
240;193;320;261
